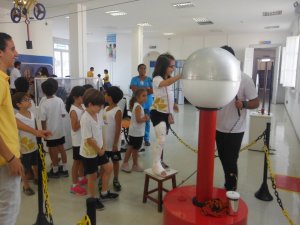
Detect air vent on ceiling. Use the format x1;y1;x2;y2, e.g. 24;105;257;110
264;25;280;29
193;17;214;25
262;10;282;16
173;2;195;9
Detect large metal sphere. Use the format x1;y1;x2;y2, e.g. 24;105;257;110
182;48;241;109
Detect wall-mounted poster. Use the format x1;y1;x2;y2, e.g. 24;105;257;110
106;33;116;62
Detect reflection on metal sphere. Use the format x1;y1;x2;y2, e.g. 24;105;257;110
182;48;241;109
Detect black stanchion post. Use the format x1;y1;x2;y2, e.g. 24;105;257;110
86;198;96;225
35;142;52;225
255;122;273;201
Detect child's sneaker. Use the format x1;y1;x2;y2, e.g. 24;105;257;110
78;177;88;186
70;185;87;196
23;187;35;196
113;178;121;192
60;170;69;178
121;163;131;173
100;191;119;201
47;169;59;179
132;165;144;172
58;165;63;172
96;199;105;211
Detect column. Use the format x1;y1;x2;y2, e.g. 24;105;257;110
69;4;87;78
131;26;143;75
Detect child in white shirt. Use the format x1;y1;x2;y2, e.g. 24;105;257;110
66;86;87;196
40;78;68;178
12;92;38;196
80;88;118;210
121;89;148;173
103;86;123;192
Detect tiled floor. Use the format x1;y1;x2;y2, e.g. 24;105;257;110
16;104;300;225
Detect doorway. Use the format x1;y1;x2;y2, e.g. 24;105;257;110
253;48;276;107
244;45;284;105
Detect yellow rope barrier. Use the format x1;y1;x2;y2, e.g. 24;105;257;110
169;127;263;155
38;145;53;221
77;215;91;225
264;144;296;225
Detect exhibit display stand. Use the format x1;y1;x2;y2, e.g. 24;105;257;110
249;112;272;152
164;48;248;225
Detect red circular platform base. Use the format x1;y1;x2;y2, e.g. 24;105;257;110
164;186;248;225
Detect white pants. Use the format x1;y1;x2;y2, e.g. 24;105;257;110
0;166;21;225
152;122;167;176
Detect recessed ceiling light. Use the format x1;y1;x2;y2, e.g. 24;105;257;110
111;12;127;16
137;23;152;27
173;2;195;8
193;17;209;22
105;10;120;14
163;33;175;36
264;25;280;29
105;10;127;16
260;58;271;62
262;10;282;16
65;16;70;19
193;17;214;25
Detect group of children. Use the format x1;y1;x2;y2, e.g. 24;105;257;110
12;77;149;211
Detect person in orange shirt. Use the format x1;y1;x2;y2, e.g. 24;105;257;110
87;67;94;78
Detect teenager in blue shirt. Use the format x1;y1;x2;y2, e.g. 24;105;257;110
130;64;153;146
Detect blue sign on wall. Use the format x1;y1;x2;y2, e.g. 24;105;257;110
17;54;53;78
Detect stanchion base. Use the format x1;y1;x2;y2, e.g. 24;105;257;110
164;186;248;225
35;213;53;225
255;183;273;201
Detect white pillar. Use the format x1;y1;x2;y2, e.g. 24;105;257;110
69;4;87;78
131;26;143;75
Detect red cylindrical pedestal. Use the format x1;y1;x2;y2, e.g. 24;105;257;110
164;186;248;225
196;111;216;202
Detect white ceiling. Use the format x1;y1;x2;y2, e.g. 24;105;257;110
0;0;297;40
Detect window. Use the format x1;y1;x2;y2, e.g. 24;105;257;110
280;36;300;87
53;40;70;77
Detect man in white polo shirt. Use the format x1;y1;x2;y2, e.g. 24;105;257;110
216;45;259;191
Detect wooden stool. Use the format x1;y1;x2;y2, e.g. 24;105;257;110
143;168;178;212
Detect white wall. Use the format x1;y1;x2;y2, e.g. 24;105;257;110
87;33;132;95
0;13;53;57
89;31;292;111
143;32;288;62
285;19;300;140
